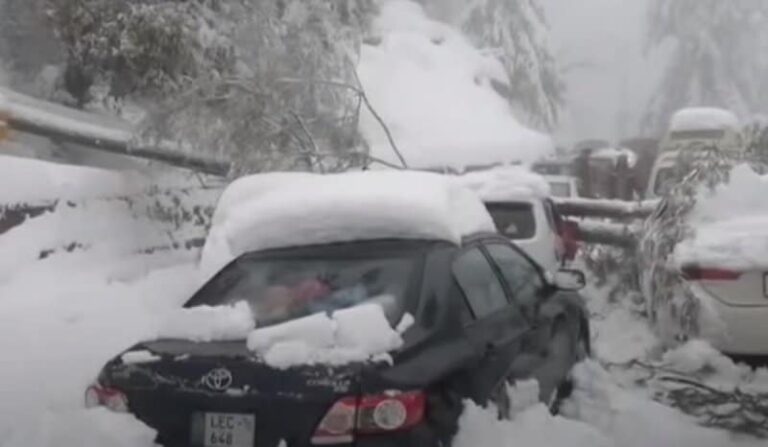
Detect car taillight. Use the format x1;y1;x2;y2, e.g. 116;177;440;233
681;265;742;281
85;384;129;413
311;391;425;445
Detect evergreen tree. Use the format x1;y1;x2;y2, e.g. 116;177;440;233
644;0;768;133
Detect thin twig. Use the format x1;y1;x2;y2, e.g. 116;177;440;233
346;61;408;169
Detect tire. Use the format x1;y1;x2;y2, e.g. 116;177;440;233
536;321;578;413
489;379;512;420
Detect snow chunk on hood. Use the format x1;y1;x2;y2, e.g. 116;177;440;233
458;166;551;202
156;301;255;343
669;108;739;132
675;164;768;269
247;303;407;369
357;0;553;170
200;170;495;280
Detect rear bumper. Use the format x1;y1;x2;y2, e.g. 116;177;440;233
692;285;768;355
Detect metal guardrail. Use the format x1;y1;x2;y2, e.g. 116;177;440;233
0;87;230;176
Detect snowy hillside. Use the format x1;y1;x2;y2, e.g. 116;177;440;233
358;1;553;170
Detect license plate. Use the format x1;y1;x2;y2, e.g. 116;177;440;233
203;413;255;447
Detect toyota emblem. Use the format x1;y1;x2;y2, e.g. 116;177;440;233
202;368;233;391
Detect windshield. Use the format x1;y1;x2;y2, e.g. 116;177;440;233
485;202;536;240
188;249;421;327
548;182;572;198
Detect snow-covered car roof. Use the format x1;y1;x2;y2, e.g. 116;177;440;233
674;165;768;270
199;171;496;278
457;166;551;203
669;108;739;133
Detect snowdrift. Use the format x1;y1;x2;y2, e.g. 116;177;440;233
357;0;553;170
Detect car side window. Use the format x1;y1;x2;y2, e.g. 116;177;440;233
452;248;509;319
484;244;544;310
543;200;557;232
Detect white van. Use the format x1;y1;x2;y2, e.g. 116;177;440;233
646;108;742;198
459;167;578;274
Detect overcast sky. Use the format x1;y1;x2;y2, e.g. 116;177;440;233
542;0;665;147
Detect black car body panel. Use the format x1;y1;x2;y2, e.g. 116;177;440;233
92;236;589;447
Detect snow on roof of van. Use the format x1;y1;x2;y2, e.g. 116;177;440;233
591;147;638;167
199;171;496;279
669;108;739;133
457;166;551;203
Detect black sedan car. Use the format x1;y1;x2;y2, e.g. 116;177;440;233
87;233;589;447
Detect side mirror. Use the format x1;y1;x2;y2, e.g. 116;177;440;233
553;269;586;291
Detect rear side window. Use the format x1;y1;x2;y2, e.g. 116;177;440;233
452;248;509;319
485;202;536;239
485;244;543;310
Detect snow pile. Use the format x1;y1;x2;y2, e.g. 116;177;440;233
156;301;255;343
675;164;768;269
200;170;495;279
458;166;551;202
669;108;739;132
0;155;148;204
357;0;553;170
456;401;611;447
0;251;199;445
3;409;156;447
247;303;406;369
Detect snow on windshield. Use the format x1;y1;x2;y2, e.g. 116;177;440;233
358;0;553;170
199;170;495;280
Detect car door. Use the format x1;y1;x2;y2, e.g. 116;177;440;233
483;242;552;376
451;245;531;400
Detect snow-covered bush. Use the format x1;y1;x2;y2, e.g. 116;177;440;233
638;147;748;345
44;0;376;175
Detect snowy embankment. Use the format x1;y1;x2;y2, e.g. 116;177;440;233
0;155;215;446
357;0;553;170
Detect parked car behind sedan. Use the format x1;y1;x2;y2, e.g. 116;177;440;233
86;171;590;447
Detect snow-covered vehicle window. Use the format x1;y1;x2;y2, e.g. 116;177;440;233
485;202;536;239
549;181;571;198
188;249;420;327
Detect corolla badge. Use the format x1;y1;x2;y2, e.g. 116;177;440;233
202;367;233;391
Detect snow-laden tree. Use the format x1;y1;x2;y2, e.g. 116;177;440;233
43;0;377;175
419;0;563;131
644;0;768;133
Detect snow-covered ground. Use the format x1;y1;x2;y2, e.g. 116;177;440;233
2;163;766;447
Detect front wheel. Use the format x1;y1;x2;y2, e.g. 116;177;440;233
535;323;584;413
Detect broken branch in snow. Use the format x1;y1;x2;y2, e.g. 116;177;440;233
603;359;768;438
660;376;768;438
